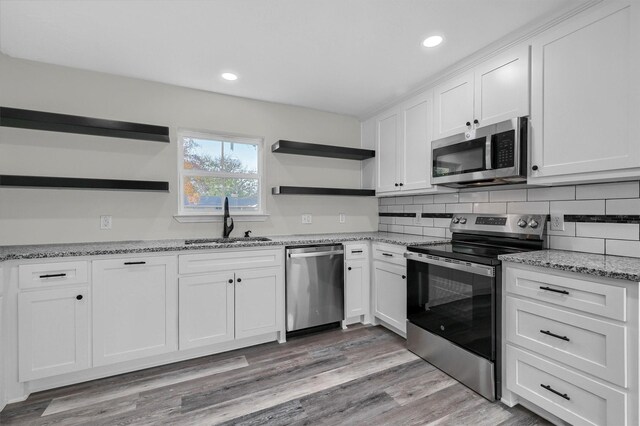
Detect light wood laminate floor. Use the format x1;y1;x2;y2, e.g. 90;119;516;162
0;325;550;425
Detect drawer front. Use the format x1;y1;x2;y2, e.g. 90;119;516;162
506;297;627;387
179;249;282;275
19;261;89;289
506;267;626;321
372;243;406;266
506;345;627;426
344;243;368;260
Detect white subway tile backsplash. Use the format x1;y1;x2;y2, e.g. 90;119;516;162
378;205;389;213
388;224;403;233
417;217;434;227
459;192;489;203
549;200;605;215
473;203;507;214
545;221;576;237
395;196;415;205
445;229;453;238
404;205;423;215
387;205;404;213
507;201;550;214
380;197;395;205
576;181;640;200
606;198;640;215
396;217;416;226
433;218;452;228
548;236;605;254
434;193;459;203
606;240;640;258
379;217;394;225
424;227;446;237
528;186;575;201
413;195;434;204
576;222;640;240
423;204;446;213
489;189;527;202
378;224;388;232
403;225;423;235
446;203;473;213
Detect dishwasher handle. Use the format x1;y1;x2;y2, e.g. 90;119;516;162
288;250;344;259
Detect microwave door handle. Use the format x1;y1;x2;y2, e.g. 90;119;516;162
485;136;492;170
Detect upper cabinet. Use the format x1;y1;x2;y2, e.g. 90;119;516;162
376;90;435;194
433;45;530;140
529;0;640;184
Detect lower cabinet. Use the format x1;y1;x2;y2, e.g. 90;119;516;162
92;256;178;367
235;267;281;339
18;286;90;381
345;259;369;319
373;260;406;333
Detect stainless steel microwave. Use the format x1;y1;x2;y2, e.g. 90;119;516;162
431;117;528;188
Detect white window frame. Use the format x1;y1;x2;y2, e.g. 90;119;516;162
174;128;268;223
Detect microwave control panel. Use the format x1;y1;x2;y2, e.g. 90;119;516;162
492;130;515;168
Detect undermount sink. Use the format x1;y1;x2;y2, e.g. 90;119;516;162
184;237;271;245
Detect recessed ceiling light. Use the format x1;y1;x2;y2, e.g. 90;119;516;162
422;35;443;48
221;72;238;81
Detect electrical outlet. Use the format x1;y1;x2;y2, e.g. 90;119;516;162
550;212;565;231
302;214;312;224
100;215;112;230
339;213;346;223
414;216;421;225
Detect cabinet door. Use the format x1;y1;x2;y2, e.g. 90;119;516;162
345;259;370;318
474;45;529;127
179;273;235;350
93;256;177;366
18;286;89;381
433;71;474;139
401;92;434;191
376;110;401;193
530;1;639;180
373;261;406;333
235;267;283;339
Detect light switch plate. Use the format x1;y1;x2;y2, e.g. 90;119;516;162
550;212;565;231
100;215;112;230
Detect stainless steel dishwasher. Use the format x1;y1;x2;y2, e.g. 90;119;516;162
285;244;344;332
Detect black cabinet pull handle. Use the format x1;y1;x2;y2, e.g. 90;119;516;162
124;261;146;265
39;273;66;279
237;278;242;283
540;330;570;342
532;165;539;171
540;384;570;400
347;267;352;271
351;250;363;254
540;286;569;295
76;295;83;301
382;253;393;257
402;275;406;279
228;279;233;284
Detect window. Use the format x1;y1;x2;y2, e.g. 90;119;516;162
178;130;264;217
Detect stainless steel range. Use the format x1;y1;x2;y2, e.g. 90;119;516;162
404;213;546;401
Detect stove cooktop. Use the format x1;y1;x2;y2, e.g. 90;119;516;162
406;242;532;266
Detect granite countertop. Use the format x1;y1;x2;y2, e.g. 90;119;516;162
499;250;640;282
0;232;448;262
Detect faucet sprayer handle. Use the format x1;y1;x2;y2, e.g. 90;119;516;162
244;230;252;238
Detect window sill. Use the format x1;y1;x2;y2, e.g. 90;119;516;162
173;213;270;223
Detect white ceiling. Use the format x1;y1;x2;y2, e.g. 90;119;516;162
0;0;587;118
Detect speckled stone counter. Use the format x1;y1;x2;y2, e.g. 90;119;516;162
499;249;640;282
0;232;448;262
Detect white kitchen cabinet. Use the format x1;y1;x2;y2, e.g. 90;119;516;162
0;294;4;412
92;256;178;367
179;272;235;350
529;0;640;184
18;286;90;381
434;45;530;140
344;243;370;321
376;91;435;194
235;267;282;339
373;259;407;334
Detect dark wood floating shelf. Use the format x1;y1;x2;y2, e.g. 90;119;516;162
271;140;375;160
0;175;169;192
272;186;375;196
0;107;170;143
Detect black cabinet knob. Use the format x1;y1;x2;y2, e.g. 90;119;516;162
228;279;233;284
532;165;539;171
399;183;404;186
394;183;399;187
237;278;242;283
473;119;479;124
347;267;352;271
402;275;406;279
466;121;471;127
76;295;83;300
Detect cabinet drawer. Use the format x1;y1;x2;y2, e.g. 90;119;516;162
506;267;626;321
19;261;89;289
372;243;406;266
506;297;627;387
179;249;282;275
506;345;627;426
344;243;368;260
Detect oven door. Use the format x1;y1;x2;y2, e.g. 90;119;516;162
406;254;496;361
432;135;490;185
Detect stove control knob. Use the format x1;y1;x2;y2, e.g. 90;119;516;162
459;217;467;224
452;217;460;224
517;218;527;228
528;219;539;229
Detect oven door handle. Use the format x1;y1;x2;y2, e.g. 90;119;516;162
404;252;495;277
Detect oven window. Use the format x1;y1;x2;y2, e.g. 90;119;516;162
407;260;494;360
433;137;487;177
